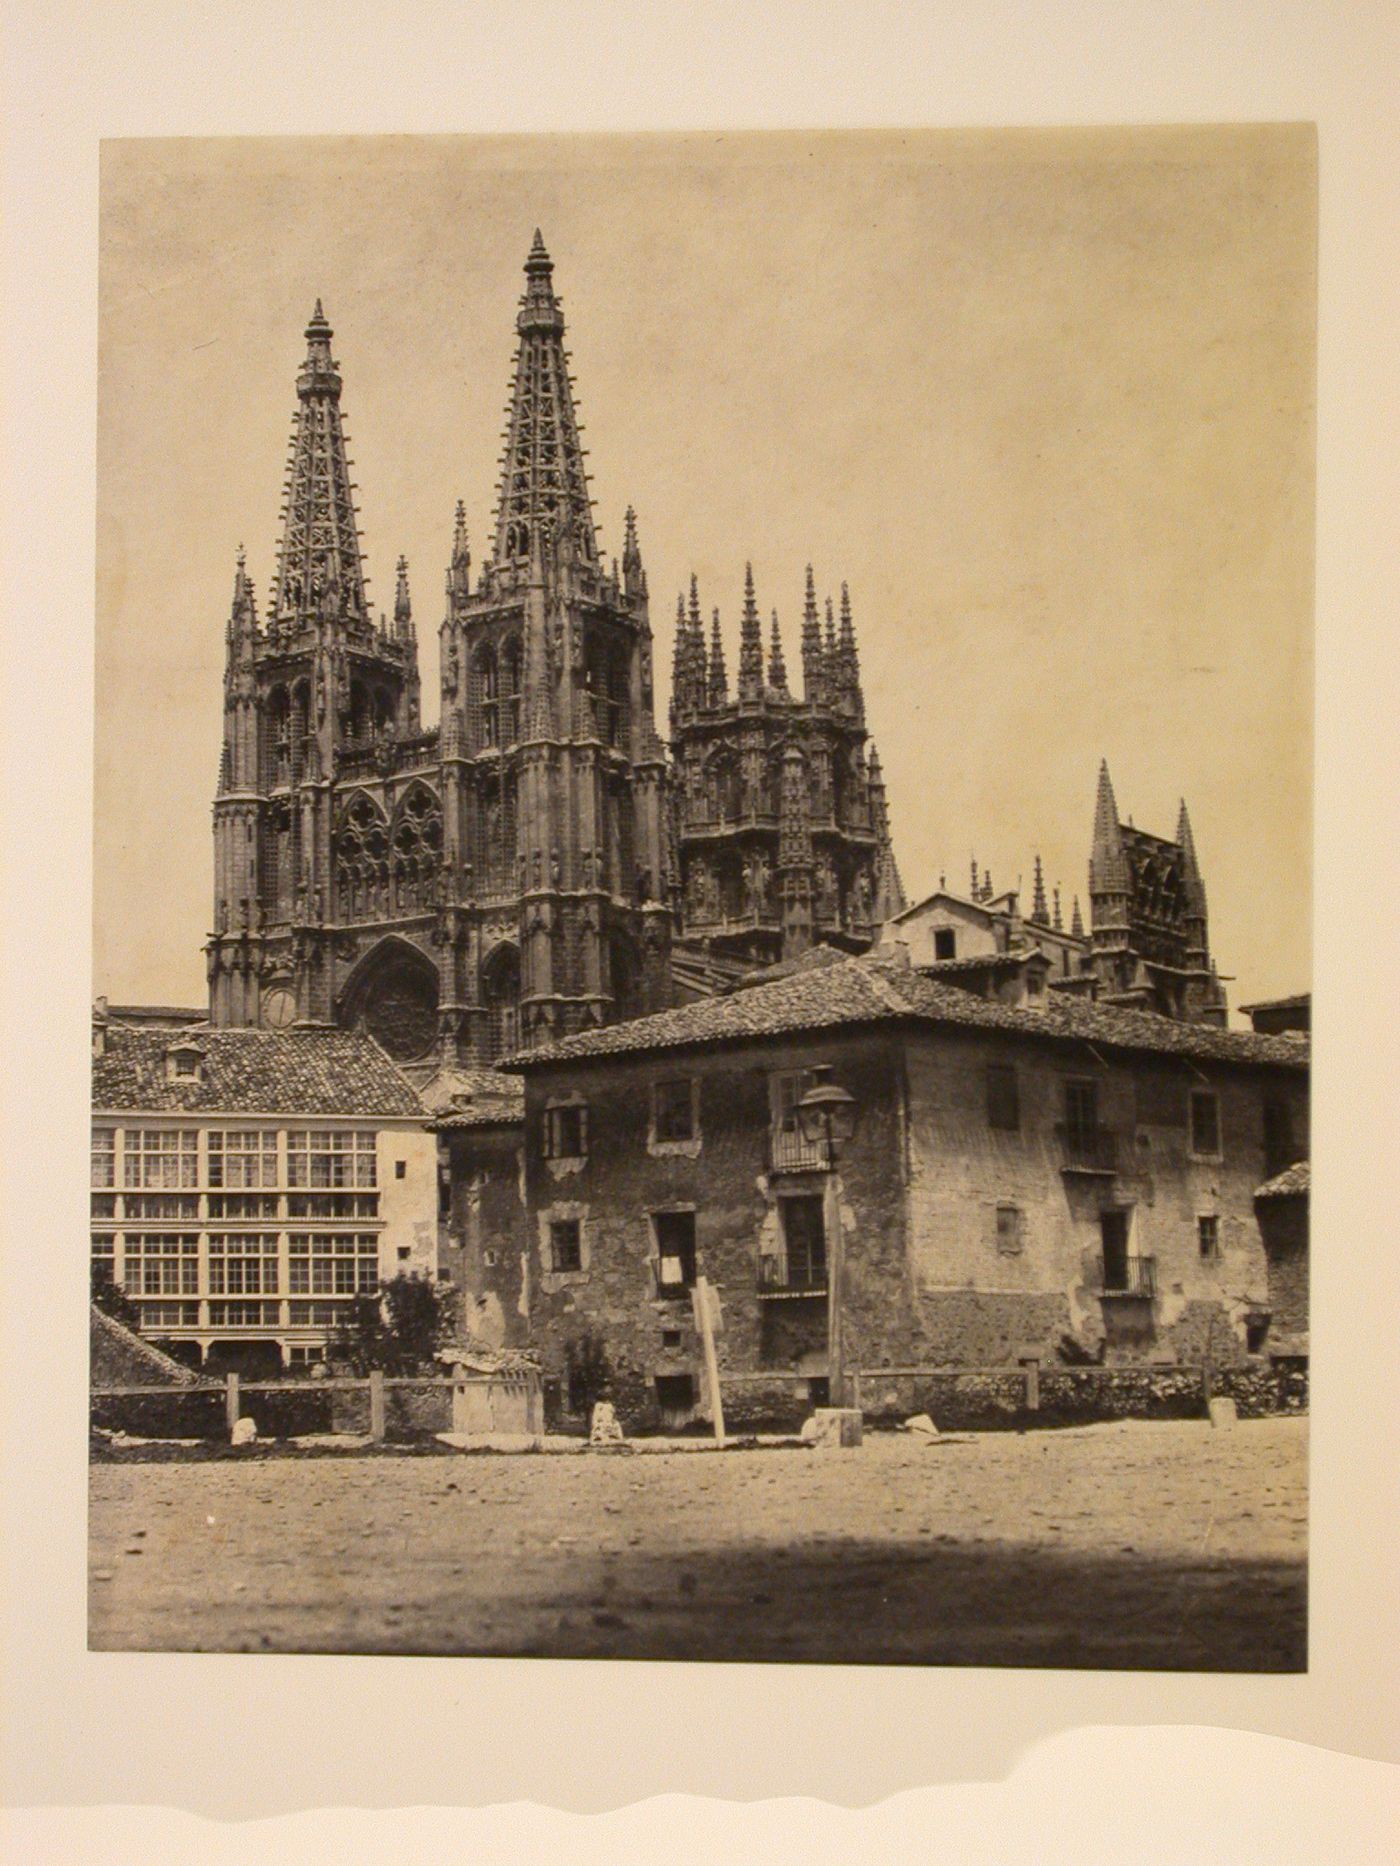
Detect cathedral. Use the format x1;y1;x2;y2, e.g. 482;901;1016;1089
207;233;906;1070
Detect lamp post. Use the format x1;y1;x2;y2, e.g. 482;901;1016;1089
796;1066;858;1410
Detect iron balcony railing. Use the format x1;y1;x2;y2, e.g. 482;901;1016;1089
1101;1255;1157;1299
766;1128;832;1174
1056;1123;1119;1174
757;1254;828;1298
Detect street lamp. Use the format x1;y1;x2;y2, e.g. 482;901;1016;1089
796;1066;859;1412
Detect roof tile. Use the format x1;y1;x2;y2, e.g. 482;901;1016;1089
93;1024;427;1117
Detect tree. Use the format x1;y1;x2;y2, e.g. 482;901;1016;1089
91;1265;142;1333
328;1273;447;1375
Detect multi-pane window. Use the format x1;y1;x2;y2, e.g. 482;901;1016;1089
208;1129;279;1189
123;1129;198;1189
91;1127;115;1188
208;1233;280;1295
285;1192;378;1220
542;1104;588;1160
91;1235;115;1285
208;1301;280;1328
122;1235;199;1296
986;1064;1020;1132
653;1210;697;1294
289;1301;344;1327
1198;1215;1220;1259
208;1193;279;1220
995;1205;1025;1254
123;1194;200;1221
549;1218;582;1272
288;1234;379;1295
1189;1090;1222;1157
653;1078;696;1144
142;1302;200;1328
287;1130;377;1189
90;1195;116;1221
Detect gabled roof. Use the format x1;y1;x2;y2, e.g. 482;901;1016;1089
93;1023;427;1117
502;953;1310;1075
1255;1161;1310;1199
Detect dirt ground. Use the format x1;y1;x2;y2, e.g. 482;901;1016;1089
87;1416;1307;1670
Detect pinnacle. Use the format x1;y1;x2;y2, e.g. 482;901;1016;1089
526;228;552;270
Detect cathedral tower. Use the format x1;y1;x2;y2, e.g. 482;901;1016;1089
669;561;904;969
208;301;424;1037
1087;760;1227;1025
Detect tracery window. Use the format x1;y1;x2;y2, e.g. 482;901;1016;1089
334;794;389;920
390;784;443;912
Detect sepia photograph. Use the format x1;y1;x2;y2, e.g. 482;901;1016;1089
88;125;1314;1671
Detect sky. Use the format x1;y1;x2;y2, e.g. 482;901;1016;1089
95;126;1314;1020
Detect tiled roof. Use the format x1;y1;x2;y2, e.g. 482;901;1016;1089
915;950;1047;977
1240;993;1311;1013
93;1023;427;1117
1255;1161;1310;1199
502;953;1309;1075
727;943;852;990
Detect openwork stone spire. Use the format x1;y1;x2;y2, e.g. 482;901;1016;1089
272;301;369;623
738;563;764;700
1031;854;1049;923
490;232;597;568
768;608;788;692
801;564;823;702
708;607;728;705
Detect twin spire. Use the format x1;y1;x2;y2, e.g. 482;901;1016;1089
270;300;369;623
670;562;865;717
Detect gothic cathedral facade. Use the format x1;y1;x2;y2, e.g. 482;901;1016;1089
207;235;905;1071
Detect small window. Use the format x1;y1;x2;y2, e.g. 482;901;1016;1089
1025;968;1044;998
169;1047;202;1080
483;1248;498;1268
543;1103;588;1160
661;1327;681;1348
550;1218;582;1273
986;1063;1020;1131
995;1205;1024;1254
1198;1214;1220;1259
395;1160;407;1180
1190;1089;1221;1157
653;1210;697;1295
397;1245;410;1261
653;1077;696;1144
934;927;957;960
1065;1078;1098;1138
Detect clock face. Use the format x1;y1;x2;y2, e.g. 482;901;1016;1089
261;986;297;1030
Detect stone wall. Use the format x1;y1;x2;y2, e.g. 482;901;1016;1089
518;1031;909;1431
439;1122;530;1346
903;1028;1309;1367
1257;1196;1309;1339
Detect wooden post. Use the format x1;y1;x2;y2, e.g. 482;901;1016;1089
826;1177;845;1409
225;1371;240;1438
368;1369;386;1443
694;1275;726;1447
1023;1358;1040;1412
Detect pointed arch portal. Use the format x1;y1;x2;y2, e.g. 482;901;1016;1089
339;936;440;1063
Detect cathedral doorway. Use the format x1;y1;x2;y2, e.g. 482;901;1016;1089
339;937;440;1063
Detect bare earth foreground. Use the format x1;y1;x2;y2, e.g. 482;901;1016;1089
89;1417;1306;1670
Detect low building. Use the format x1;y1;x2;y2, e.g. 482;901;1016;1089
456;952;1308;1429
1240;993;1310;1037
91;1013;436;1375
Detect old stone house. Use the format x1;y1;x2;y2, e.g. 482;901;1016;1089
437;950;1308;1428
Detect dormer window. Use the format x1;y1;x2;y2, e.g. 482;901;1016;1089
165;1043;205;1084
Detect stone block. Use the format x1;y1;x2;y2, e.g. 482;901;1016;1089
805;1407;863;1449
230;1415;257;1446
904;1412;939;1438
1208;1397;1238;1430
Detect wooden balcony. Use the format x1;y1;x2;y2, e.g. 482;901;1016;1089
1100;1255;1157;1299
757;1254;828;1299
1056;1124;1119;1175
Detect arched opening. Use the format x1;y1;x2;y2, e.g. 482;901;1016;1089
263;684;292;788
340;937;440;1063
473;644;499;749
389;783;443;913
480;943;521;1062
